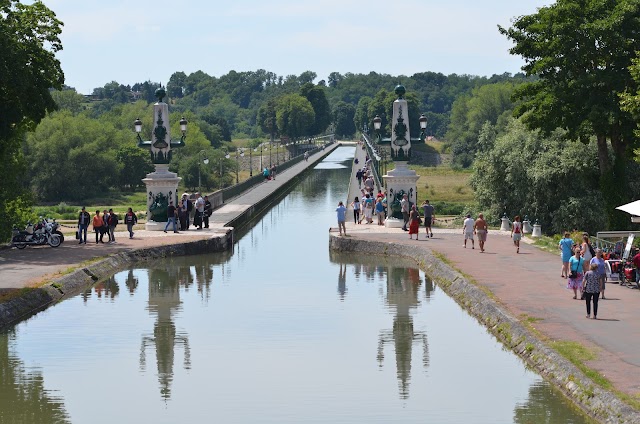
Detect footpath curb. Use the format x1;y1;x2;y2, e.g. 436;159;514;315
0;231;232;329
329;233;640;424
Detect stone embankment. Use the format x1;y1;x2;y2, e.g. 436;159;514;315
329;234;640;424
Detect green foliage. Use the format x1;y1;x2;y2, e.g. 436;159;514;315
333;101;356;138
275;94;315;140
472;119;608;234
300;83;331;135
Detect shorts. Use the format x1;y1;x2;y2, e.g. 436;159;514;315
476;229;487;242
424;217;432;227
512;233;522;241
464;231;474;240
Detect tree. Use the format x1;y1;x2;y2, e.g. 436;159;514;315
300;83;331;135
167;71;187;98
257;98;278;142
499;0;640;227
0;0;64;241
115;145;154;190
51;88;85;114
328;72;343;88
275;94;315;141
333;101;356;138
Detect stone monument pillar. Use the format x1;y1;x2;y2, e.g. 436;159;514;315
136;88;186;231
382;85;420;228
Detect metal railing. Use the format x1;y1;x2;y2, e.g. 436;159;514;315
361;133;383;190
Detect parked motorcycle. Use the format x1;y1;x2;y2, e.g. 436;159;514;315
11;218;61;249
45;217;65;244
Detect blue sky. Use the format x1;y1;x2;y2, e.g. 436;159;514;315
43;0;553;94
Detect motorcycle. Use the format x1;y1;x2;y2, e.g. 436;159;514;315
44;217;65;244
11;218;61;249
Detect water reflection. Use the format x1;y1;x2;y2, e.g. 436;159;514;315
0;330;69;423
330;253;430;400
513;381;587;424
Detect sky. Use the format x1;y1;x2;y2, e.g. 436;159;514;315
41;0;554;95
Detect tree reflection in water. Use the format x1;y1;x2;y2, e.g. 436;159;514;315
0;330;69;423
513;381;589;424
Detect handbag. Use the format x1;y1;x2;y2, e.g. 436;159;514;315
75;230;80;240
569;258;582;279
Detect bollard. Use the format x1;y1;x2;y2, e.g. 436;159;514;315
532;219;542;238
523;218;532;234
500;214;511;232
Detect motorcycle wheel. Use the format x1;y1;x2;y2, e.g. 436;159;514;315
48;235;61;248
15;244;27;250
55;230;65;244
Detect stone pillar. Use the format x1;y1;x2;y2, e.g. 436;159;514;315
143;165;181;231
500;215;511;231
523;219;533;234
532;221;542;238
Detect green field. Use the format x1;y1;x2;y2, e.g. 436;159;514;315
409;165;475;204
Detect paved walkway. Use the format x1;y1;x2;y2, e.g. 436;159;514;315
339;221;640;398
0;143;340;292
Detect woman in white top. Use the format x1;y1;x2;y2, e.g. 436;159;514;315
350;197;361;224
511;215;523;254
580;234;593;273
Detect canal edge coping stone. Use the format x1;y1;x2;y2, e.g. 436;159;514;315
329;233;640;424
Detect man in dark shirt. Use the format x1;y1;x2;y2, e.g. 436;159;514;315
204;195;212;228
163;200;179;233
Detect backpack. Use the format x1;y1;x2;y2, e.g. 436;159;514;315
186;199;193;212
111;214;118;227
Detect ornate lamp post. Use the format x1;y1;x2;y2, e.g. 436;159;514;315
269;142;272;167
419;114;428;142
235;149;244;184
250;148;254;177
134;88;187;230
373;115;382;143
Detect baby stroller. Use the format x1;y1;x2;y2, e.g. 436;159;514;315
605;259;623;284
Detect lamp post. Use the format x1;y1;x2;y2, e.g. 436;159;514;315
220;152;230;189
269;142;272;167
373;115;382;143
250;148;255;177
234;149;244;184
419;114;428;142
197;150;209;193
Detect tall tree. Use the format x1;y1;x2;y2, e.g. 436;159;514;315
300;83;331;136
499;0;640;227
332;101;356;138
0;0;64;241
275;94;315;141
257;98;278;142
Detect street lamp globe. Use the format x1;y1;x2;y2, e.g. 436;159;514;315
203;158;209;165
134;118;142;133
373;115;382;131
419;114;427;130
179;117;188;133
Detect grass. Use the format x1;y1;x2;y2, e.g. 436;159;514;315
408;165;474;204
35;192;148;220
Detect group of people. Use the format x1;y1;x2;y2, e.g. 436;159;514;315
263;164;277;181
165;192;213;233
405;199;435;240
77;207;136;244
350;190;387;226
559;232;606;319
461;213;488;252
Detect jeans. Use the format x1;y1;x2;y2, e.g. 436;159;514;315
127;223;134;238
585;292;599;317
109;225;115;241
78;224;88;243
164;217;177;232
402;212;409;230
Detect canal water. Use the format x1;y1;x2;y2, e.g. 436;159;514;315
0;147;589;423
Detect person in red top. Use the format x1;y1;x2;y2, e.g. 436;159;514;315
632;249;640;286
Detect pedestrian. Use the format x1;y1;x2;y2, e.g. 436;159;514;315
590;248;606;299
408;205;421;240
580;234;594;273
568;245;584;299
204;195;212;228
163;200;179;233
633;248;640;287
350;196;360;224
124;207;137;239
336;201;347;236
77;206;90;244
559;231;574;278
107;208;118;243
263;167;270;181
474;213;488;252
178;199;187;231
304;151;309;161
375;196;385;225
401;194;410;231
92;210;103;244
583;262;601;319
363;194;374;224
195;193;205;230
271;164;277;180
183;193;193;229
462;213;474;249
101;209;109;243
364;175;374;195
356;169;363;188
511;215;522;254
421;199;435;238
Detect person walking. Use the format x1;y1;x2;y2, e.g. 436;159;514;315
356;169;363;188
107;208;118;243
421;199;435;238
408;205;421;240
178;199;187;231
164;200;179;233
101;209;109;243
182;193;193;229
462;213;474;249
583;262;601;319
195;193;205;230
363;194;374;224
375;197;385;225
559;232;574;278
590;248;606;299
350;197;360;224
92;210;104;244
568;246;584;299
401;194;410;231
203;195;212;228
304;151;309;161
580;234;594;273
124;207;137;239
336;201;347;236
511;215;523;254
77;206;90;244
270;164;277;180
263;167;270;181
474;213;488;252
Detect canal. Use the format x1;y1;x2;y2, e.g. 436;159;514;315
0;147;589;423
